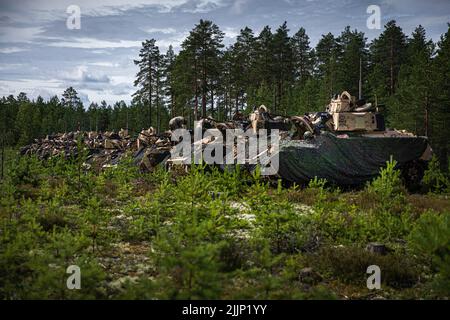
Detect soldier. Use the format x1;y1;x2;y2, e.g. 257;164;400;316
249;105;270;133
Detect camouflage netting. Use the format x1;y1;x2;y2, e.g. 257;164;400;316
276;132;429;186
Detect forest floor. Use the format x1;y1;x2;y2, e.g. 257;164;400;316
0;150;449;299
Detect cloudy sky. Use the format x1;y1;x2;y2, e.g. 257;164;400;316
0;0;449;105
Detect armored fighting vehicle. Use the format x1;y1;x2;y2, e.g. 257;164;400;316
273;91;432;186
22;90;430;187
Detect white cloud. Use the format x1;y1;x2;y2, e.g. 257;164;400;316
60;66;84;81
223;27;239;39
48;37;141;49
110;75;136;85
0;63;24;70
89;61;120;67
1;0;449;107
90;49;113;55
0;77;133;105
83;73;110;83
398;15;450;29
183;0;227;13
2;0;190;22
155;31;189;50
0;79;63;97
62;65;111;83
0;27;44;43
231;0;248;15
142;27;177;34
0;47;28;54
28;88;57;101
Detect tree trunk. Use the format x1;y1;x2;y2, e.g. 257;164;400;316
273;85;277;113
278;79;282;114
424;94;429;137
224;91;228;121
202;93;207;118
1;137;4;180
211;88;214;119
149;59;153;128
171;93;175;118
202;52;207;118
156;86;160;133
390;38;394;95
202;73;207;118
194;94;198;121
188;102;192;129
194;58;199;121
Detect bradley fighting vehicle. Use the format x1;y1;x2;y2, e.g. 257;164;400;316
269;91;432;186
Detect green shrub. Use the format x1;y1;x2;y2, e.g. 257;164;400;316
308;176;327;190
0;196;106;299
252;196;307;254
209;165;246;198
80;197;114;253
152;228;225;299
3;146;450;299
24;229;105;299
409;211;450;295
226;240;285;299
308;245;418;289
367;157;406;201
423;156;449;194
8;155;47;190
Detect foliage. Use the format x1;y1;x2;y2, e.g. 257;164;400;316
1;146;450;299
409;211;450;296
366;157;405;201
423;156;449;194
307;246;419;289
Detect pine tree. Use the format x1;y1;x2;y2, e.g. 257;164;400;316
98;100;110;131
218;48;234;119
315;33;339;105
291;27;314;87
163;45;176;118
48;95;62;133
171;50;196;125
155;52;163;132
335;26;368;97
133;39;161;129
88;102;99;132
61;87;83;132
254;26;275;109
368;20;407;99
291;77;320;114
272;22;294;114
15;93;34;145
389;25;434;134
181;19;224;119
229;27;256;111
431;24;450;167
